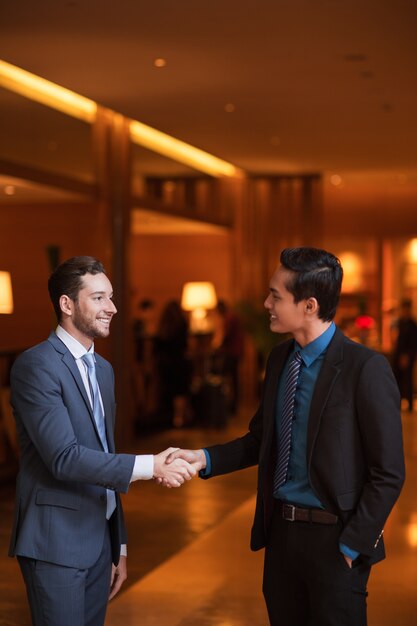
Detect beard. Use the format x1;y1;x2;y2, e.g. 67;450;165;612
72;303;111;340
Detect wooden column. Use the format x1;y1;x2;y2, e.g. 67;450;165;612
234;174;323;302
92;108;134;447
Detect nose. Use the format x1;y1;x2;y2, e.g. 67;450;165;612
107;299;117;314
264;294;271;310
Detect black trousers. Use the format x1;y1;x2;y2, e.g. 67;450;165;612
263;502;371;626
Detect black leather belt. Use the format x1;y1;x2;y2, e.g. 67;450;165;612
279;502;338;525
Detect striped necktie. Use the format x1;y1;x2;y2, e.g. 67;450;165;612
274;351;302;492
82;353;116;519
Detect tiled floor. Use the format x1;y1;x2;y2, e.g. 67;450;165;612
1;406;417;625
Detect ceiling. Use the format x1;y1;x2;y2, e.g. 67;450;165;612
0;0;417;193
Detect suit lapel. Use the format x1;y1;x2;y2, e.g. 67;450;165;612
47;333;108;448
263;340;293;445
306;328;344;460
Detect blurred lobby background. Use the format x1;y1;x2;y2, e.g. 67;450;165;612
0;1;417;624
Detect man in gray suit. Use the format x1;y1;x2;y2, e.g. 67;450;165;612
9;256;195;626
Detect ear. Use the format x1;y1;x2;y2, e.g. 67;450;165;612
59;294;73;317
305;297;319;315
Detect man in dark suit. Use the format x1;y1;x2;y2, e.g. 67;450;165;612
165;247;405;626
9;256;195;626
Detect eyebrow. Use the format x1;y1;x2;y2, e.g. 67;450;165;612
89;290;113;297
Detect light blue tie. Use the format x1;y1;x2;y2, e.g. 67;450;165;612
274;351;302;492
82;353;116;519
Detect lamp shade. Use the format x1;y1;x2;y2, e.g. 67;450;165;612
181;282;217;311
0;271;13;314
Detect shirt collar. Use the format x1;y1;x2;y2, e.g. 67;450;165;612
55;325;95;360
295;322;336;367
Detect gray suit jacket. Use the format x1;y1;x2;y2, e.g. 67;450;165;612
9;332;135;569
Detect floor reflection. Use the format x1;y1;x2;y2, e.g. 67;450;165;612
1;407;417;625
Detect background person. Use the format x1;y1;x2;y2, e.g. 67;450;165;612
215;299;245;415
154;300;191;427
392;297;417;412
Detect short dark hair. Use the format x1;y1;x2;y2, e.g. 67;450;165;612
48;256;105;321
280;247;343;322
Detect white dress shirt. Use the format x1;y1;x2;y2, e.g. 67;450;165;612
55;326;154;481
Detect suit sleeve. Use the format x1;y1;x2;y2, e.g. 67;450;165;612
339;353;405;557
11;351;135;493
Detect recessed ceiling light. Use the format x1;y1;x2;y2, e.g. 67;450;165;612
154;58;167;68
330;175;342;187
4;185;16;195
224;103;236;113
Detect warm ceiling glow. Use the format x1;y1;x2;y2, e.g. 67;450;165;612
154;58;167;68
0;271;13;314
4;185;15;195
0;59;243;178
130;120;243;178
0;59;97;123
339;251;363;293
224;103;236;113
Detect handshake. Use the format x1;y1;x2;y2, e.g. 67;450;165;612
153;448;206;488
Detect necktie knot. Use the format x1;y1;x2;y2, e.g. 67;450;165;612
82;352;96;371
293;351;302;365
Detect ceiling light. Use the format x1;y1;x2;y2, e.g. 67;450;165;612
1;59;243;179
4;185;15;195
0;59;97;123
224;103;235;113
330;174;342;186
130;120;243;178
154;58;167;68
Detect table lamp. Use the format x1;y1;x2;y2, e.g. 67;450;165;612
0;271;13;314
181;281;217;333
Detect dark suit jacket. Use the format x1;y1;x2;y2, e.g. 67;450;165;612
204;327;405;564
9;332;136;569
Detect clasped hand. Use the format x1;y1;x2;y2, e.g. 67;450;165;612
153;448;206;488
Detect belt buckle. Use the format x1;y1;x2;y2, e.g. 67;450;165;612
283;504;296;522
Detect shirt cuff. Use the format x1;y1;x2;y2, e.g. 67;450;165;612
339;542;360;560
120;544;127;557
131;455;154;481
199;449;212;477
